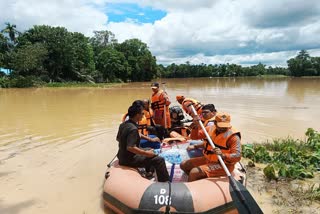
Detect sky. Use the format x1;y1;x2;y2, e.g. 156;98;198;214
1;0;320;67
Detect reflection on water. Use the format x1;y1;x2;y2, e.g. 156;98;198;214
286;77;320;102
1;77;320;155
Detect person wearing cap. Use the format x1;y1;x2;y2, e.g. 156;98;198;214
176;95;203;117
180;112;241;182
150;82;171;129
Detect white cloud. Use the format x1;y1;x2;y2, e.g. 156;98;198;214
1;0;320;66
156;50;305;67
106;0;320;65
0;0;108;35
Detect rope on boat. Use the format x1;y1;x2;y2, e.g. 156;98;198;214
165;181;172;214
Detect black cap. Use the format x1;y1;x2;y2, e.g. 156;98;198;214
151;82;159;88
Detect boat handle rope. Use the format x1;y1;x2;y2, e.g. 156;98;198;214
169;163;175;182
165;181;172;214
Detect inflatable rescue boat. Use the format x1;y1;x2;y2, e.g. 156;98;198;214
103;141;247;214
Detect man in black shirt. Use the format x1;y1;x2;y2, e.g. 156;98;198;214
116;104;169;182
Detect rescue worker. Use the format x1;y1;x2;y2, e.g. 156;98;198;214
151;82;171;129
138;99;154;136
169;105;191;138
139;99;162;149
176;95;203;117
180;112;241;182
189;104;217;140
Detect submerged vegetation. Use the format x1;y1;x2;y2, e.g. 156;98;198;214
242;128;320;181
242;128;320;210
1;23;320;88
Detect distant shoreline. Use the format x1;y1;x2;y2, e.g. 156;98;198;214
1;75;320;88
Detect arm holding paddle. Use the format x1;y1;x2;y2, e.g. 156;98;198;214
161;82;171;129
188;104;263;214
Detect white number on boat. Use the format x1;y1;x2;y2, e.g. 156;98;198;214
154;188;171;205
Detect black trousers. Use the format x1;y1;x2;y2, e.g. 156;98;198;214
121;155;169;182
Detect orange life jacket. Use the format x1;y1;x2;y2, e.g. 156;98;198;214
138;116;148;135
151;90;168;111
151;90;171;128
144;109;154;125
137;109;154;135
203;126;241;162
203;117;215;127
182;98;203;116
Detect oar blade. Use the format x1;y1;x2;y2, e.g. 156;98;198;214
229;177;263;214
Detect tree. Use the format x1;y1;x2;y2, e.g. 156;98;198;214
1;23;20;44
90;30;118;60
96;47;129;82
287;50;313;77
67;32;95;82
251;63;266;76
90;30;117;48
0;33;7;67
226;64;242;77
11;43;48;77
1;23;20;72
116;39;157;81
18;25;95;82
311;57;320;76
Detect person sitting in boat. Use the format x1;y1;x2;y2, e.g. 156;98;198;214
151;82;171;130
176;95;203;117
169;105;191;138
139;99;163;149
121;99;161;148
121;100;145;122
189;104;217;140
180;112;241;182
116;104;169;182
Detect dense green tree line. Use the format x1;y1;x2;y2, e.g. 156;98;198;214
0;23;319;87
159;62;289;78
0;23;157;87
159;50;320;78
287;50;320;77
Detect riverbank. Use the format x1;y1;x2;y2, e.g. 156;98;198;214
243;158;320;213
1;75;320;88
45;82;125;88
242;128;320;212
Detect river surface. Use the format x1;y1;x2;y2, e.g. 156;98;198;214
0;77;319;213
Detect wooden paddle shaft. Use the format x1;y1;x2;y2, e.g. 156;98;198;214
162;82;167;129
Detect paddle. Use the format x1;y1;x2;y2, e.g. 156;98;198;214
162;82;168;129
188;104;263;214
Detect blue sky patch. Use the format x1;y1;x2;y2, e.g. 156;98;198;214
106;3;166;23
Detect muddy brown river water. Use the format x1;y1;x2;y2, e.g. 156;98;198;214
1;77;319;213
